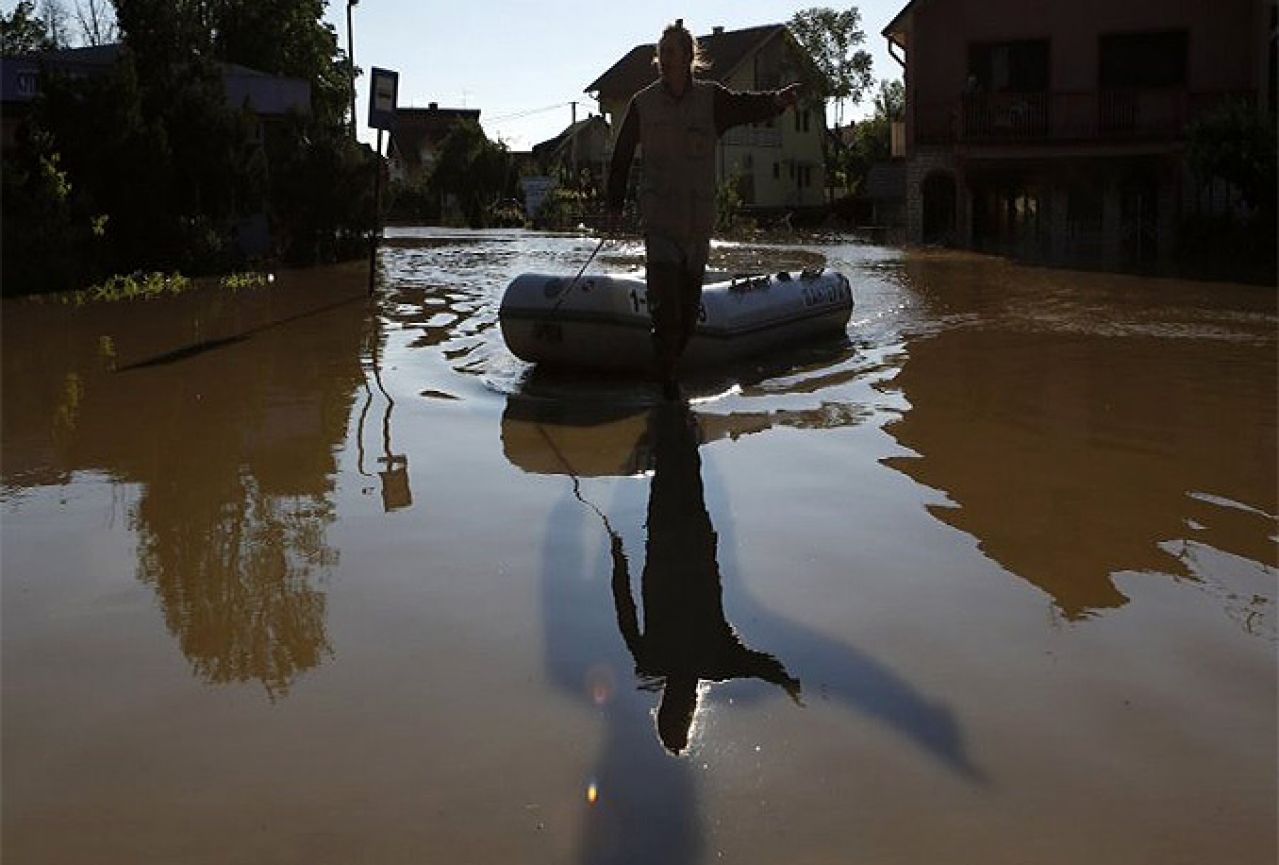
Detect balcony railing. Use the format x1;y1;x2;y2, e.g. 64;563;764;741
913;89;1253;146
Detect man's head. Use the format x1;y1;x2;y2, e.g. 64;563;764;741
655;19;706;95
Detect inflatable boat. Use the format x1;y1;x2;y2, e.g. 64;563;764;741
499;268;853;373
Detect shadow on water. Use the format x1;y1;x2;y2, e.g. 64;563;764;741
514;381;985;862
1;268;372;697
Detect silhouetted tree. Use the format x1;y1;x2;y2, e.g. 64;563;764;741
787;6;874;127
0;1;55;55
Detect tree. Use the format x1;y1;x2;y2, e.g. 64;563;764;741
873;78;904;122
787;6;874;127
428;120;513;228
833;78;902;196
37;0;68;48
73;0;117;46
0;1;54;55
1186;98;1277;216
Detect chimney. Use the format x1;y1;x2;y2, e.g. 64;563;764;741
712;25;724;35
428;102;438;111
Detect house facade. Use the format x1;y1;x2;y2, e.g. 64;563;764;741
883;0;1274;265
531;114;612;193
386;103;481;185
1;44;310;153
586;24;827;216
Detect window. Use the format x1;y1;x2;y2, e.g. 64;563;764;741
1100;31;1188;89
772;161;780;180
968;39;1050;92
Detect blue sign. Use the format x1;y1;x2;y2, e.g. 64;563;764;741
368;67;398;130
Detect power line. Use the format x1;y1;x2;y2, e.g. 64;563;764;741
486;101;574;123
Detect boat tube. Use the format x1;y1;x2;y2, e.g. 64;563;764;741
499;269;853;373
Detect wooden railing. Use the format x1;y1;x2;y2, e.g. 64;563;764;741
913;89;1254;146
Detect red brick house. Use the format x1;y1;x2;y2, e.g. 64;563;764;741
883;0;1274;265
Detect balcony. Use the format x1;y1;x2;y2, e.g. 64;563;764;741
913;89;1252;147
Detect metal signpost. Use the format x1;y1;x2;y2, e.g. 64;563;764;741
367;67;398;294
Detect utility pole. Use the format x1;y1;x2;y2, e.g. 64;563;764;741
347;0;359;139
570;101;578;187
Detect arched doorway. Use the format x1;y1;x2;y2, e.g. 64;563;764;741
921;171;957;245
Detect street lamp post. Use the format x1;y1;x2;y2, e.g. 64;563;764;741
347;0;359;139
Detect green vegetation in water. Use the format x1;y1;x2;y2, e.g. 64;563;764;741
51;270;274;306
219;272;273;291
63;271;192;306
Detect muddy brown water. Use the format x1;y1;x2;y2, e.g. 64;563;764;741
3;228;1275;864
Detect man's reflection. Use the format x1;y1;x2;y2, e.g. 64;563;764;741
610;401;801;754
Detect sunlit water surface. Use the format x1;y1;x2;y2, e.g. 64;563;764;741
3;227;1275;864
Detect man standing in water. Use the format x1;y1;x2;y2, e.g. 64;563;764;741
605;20;802;400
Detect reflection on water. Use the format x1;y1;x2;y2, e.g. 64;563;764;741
355;329;413;513
2;267;370;696
611;402;802;754
883;254;1277;629
512;385;984;859
2;231;1274;863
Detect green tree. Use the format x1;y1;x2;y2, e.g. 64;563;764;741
787;6;874;127
834;79;901;195
1;0;54;55
428;120;512;228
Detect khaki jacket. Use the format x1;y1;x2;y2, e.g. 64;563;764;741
633;79;718;240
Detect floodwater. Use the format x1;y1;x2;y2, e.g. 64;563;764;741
2;228;1275;864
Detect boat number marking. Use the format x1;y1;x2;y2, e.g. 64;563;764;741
802;280;851;308
630;289;707;323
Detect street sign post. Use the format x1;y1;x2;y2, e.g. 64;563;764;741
367;68;398;294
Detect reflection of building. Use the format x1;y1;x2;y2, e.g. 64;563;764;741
882;0;1274;264
880;265;1278;619
587;24;828;215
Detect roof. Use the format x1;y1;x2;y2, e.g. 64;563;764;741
585;23;787;100
2;43;310;114
389;105;482;170
882;0;928;49
531;115;609;157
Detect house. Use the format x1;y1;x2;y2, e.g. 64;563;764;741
386;103;481;185
1;44;310;153
586;23;827;216
531;114;611;192
882;0;1275;266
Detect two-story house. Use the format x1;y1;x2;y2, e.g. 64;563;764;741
586;23;827;217
883;0;1273;265
530;113;612;192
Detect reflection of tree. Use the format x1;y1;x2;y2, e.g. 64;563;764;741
0;274;371;698
133;474;336;699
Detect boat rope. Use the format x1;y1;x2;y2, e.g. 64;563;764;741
547;235;609;318
535;422;622;542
